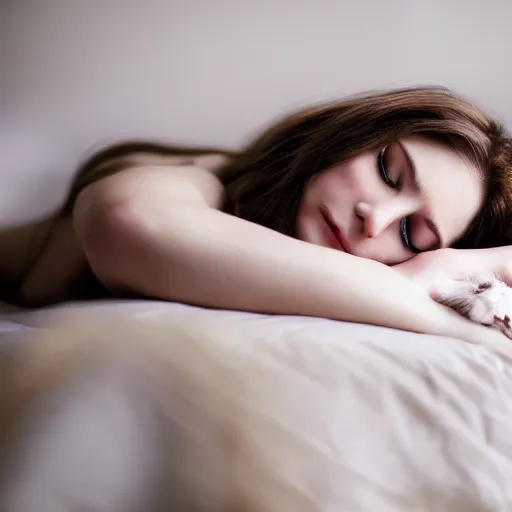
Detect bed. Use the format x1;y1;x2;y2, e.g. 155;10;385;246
0;299;511;511
3;2;512;509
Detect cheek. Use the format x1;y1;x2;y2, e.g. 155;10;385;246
301;157;371;211
320;163;366;203
339;166;366;196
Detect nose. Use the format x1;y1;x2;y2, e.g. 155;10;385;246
355;199;419;239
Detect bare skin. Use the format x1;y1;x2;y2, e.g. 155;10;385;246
0;218;61;298
0;153;229;306
0;147;507;346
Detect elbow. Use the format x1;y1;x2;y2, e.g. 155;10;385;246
73;182;205;299
73;193;145;287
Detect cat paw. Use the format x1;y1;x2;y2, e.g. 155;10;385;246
433;278;512;339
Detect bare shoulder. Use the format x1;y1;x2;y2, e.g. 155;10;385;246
2;149;233;306
64;144;233;215
75;159;228;216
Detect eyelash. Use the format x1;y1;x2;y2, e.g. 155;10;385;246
378;147;398;189
378;147;420;254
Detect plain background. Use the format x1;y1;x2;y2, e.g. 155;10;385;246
1;0;511;224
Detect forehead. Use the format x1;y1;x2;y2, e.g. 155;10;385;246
400;135;484;245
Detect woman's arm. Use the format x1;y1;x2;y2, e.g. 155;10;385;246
72;164;504;344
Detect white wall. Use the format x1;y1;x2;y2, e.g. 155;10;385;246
1;0;511;222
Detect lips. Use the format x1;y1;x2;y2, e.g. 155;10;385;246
321;208;352;254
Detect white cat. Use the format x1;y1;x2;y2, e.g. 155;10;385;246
433;277;512;339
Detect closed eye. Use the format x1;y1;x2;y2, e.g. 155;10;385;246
378;147;397;189
400;218;420;253
378;146;421;254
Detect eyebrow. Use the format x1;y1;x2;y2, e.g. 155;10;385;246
397;141;444;249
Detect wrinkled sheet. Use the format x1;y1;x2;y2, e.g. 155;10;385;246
1;299;511;511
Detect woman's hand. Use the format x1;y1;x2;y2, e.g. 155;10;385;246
393;247;511;298
394;247;512;343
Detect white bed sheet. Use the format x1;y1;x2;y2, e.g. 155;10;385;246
1;299;511;511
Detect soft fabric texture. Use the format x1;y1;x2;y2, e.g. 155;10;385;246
0;300;511;511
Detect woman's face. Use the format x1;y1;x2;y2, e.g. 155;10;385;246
296;135;484;265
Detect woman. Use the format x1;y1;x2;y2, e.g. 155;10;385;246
2;86;512;344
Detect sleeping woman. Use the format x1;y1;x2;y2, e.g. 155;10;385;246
2;86;512;344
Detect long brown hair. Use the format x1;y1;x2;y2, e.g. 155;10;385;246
66;86;512;250
219;86;512;249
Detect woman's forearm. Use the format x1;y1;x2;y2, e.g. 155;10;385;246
81;200;493;343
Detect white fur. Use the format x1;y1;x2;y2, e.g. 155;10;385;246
433;277;512;338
